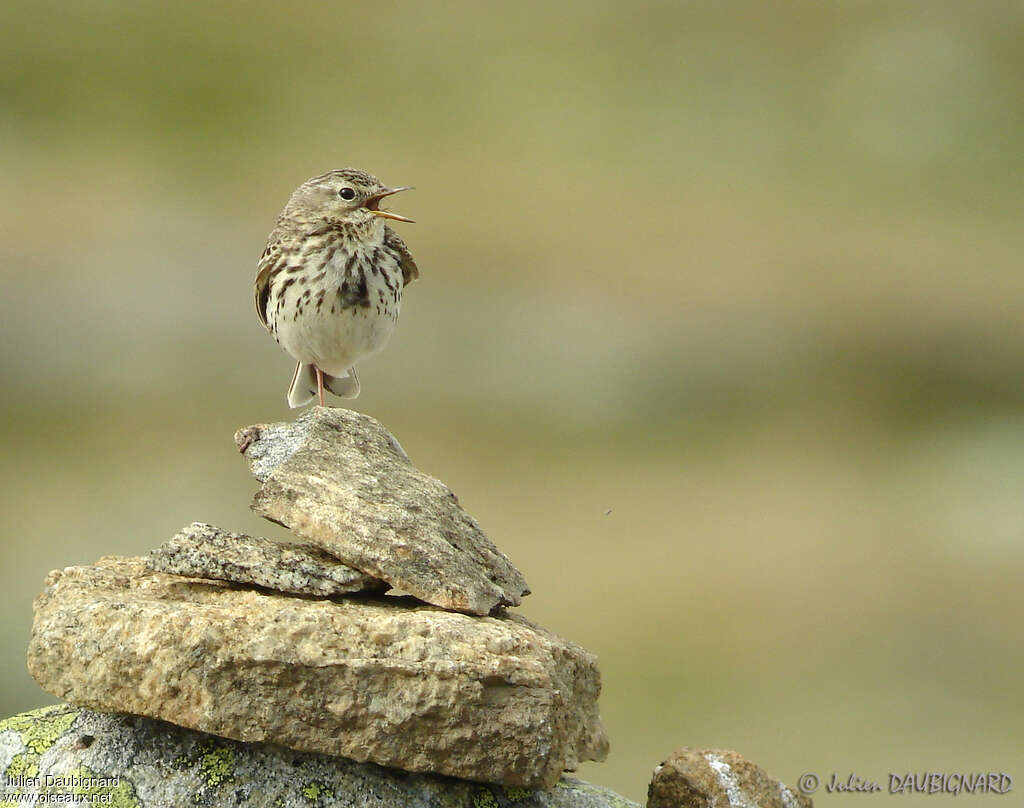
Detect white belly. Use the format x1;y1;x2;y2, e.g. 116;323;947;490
271;246;402;376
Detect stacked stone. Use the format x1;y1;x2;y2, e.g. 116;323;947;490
27;408;609;791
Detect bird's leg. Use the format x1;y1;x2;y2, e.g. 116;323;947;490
315;366;326;407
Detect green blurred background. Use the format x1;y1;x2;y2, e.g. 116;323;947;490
2;1;1022;803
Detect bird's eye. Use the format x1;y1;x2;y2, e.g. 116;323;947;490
338;187;356;200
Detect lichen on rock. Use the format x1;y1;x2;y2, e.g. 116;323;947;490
0;708;634;808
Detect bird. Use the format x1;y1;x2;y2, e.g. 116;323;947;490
254;169;419;408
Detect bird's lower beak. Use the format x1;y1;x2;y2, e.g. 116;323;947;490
365;186;415;223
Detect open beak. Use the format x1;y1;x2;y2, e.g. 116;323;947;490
365;186;415;223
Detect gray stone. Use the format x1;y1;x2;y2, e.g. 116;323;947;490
234;407;530;616
648;748;812;808
0;705;636;808
28;557;608;789
146;522;386;597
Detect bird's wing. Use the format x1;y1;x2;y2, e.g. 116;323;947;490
254;240;283;330
384;225;419;286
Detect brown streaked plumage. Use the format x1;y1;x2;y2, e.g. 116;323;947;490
255;169;419;407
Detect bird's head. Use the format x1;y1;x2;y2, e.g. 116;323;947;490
283;168;414;232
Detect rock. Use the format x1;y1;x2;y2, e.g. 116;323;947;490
234;407;529;615
0;705;635;808
28;557;608;789
648;748;812;808
146;522;386;597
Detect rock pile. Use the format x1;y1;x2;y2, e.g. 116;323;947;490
19;405;812;807
27;407;608;791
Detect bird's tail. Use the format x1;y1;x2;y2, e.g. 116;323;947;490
326;367;360;399
287;363;317;408
287;363;360;408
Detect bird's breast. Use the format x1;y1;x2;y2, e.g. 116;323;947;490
267;238;404;374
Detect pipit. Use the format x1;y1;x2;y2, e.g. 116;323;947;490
254;169;418;407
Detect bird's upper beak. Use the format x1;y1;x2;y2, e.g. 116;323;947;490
365;186;415;223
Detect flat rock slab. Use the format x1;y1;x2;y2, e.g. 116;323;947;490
146;522;386;597
0;705;633;808
28;557;607;789
234;407;529;615
648;748;812;808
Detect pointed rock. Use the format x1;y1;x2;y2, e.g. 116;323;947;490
146;522;386;597
234;408;529;615
28;557;607;789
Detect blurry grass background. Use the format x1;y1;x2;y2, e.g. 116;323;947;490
2;1;1023;803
